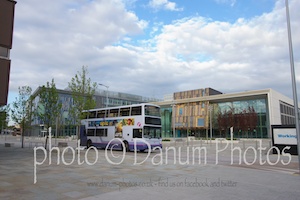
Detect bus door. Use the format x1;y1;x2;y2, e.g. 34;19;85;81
122;126;132;141
80;125;87;146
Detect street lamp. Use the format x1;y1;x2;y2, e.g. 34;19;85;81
99;83;109;108
209;105;213;139
285;0;300;173
172;102;176;139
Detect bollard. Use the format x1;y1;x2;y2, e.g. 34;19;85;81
243;140;245;151
269;141;272;150
255;140;258;150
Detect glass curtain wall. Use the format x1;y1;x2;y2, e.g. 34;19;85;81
159;98;269;139
161;107;173;138
213;98;268;138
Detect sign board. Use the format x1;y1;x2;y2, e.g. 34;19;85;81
273;128;297;145
271;125;298;155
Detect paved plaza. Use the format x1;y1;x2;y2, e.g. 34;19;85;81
0;135;300;200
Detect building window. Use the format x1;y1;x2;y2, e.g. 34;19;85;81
197;118;204;126
0;46;9;58
179;108;183;115
280;101;295;125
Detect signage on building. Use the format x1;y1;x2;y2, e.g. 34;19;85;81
272;125;298;155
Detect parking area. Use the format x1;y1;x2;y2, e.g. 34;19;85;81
0;135;300;199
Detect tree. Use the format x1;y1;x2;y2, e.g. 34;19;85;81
36;79;62;148
217;111;226;137
68;66;97;137
11;86;33;148
247;106;258;137
0;105;9;133
239;109;249;137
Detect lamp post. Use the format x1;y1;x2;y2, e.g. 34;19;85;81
172;102;176;139
285;0;300;173
209;105;213;139
99;84;109;108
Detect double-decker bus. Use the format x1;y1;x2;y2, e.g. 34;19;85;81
80;103;162;152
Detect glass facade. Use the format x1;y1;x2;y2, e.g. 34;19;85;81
161;107;173;138
160;98;269;139
213;99;268;138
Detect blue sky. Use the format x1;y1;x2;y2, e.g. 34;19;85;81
7;0;300;105
129;0;274;23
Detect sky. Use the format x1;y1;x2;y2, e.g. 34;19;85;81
7;0;300;103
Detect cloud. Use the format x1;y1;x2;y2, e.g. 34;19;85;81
134;0;300;96
11;0;145;89
148;0;183;11
9;0;300;101
214;0;236;7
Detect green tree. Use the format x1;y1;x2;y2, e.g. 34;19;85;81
11;86;33;148
68;66;97;137
0;105;9;133
36;79;62;147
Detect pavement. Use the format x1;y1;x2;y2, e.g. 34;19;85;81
0;135;300;200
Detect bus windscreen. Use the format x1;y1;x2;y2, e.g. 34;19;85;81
144;105;160;117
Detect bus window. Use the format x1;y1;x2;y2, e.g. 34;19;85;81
144;105;160;117
97;110;105;118
133;129;142;138
96;129;107;137
89;111;97;119
131;106;142;116
120;107;130;116
143;126;161;138
145;117;161;125
87;129;95;136
108;109;119;117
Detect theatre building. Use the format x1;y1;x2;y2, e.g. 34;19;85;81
155;88;295;139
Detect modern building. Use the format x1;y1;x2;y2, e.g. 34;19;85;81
30;87;161;136
155;88;295;139
29;86;295;139
0;0;17;106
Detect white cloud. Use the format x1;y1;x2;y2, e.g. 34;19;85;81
8;0;300;101
135;0;300;96
148;0;183;11
215;0;236;7
11;0;145;89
